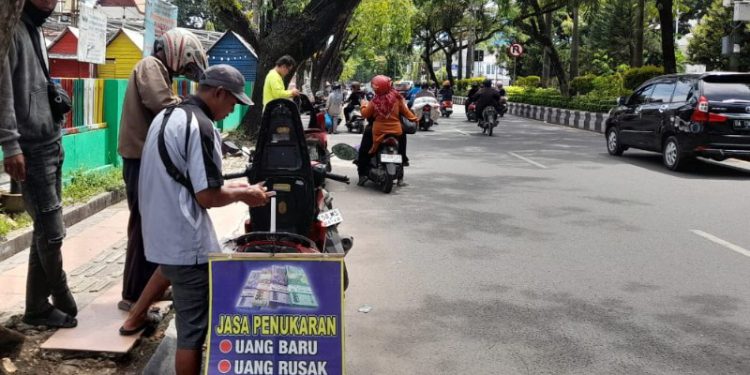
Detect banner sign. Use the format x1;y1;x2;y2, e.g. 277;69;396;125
77;6;107;64
143;0;178;57
206;254;345;375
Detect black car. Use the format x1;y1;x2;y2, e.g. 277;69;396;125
605;72;750;170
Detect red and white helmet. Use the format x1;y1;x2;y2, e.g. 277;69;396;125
157;28;208;81
371;75;392;96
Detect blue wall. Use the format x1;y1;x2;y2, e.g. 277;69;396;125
207;33;258;82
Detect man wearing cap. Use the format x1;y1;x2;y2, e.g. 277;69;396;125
138;64;274;375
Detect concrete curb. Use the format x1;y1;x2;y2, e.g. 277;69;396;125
0;188;126;262
508;103;609;134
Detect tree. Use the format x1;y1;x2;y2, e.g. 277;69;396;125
656;0;676;73
633;0;645;67
1;0;24;69
208;0;363;136
687;0;750;70
514;0;571;94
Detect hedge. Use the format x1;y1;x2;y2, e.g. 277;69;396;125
507;86;619;113
623;65;664;90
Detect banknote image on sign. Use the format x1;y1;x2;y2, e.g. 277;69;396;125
236;265;319;310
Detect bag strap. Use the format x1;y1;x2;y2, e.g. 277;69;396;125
21;17;52;81
158;106;196;198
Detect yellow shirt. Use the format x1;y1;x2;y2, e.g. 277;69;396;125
262;69;292;107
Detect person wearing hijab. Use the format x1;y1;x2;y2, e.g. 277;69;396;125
357;75;418;185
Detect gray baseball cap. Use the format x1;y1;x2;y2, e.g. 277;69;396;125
199;64;253;106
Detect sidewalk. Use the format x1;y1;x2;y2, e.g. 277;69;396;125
0;198;248;341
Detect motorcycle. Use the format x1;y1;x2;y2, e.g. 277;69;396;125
478;106;499;136
499;96;508;117
346;105;365;134
296;95;332;172
411;96;440;131
332;135;404;194
440;99;453;118
467;102;477;122
222;99;353;289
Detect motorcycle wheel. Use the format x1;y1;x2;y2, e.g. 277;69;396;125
488;124;494;136
381;175;393;194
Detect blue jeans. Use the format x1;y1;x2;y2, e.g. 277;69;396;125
21;140;69;315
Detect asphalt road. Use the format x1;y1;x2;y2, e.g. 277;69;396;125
324;106;750;374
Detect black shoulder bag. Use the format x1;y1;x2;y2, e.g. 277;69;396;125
22;19;72;124
158;106;197;198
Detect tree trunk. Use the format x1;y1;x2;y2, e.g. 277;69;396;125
633;0;645;67
0;0;25;67
457;40;464;80
466;34;475;78
541;12;552;87
445;51;455;85
570;5;580;80
657;0;676;73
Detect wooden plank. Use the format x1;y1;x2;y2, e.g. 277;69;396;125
40;284;170;353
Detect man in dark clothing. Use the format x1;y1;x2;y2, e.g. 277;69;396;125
0;0;77;328
471;79;503;120
496;83;507;97
465;83;480;111
344;81;366;124
438;82;454;101
415;82;436;99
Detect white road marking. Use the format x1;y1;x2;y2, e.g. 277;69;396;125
508;152;548;169
454;129;470;136
691;230;750;258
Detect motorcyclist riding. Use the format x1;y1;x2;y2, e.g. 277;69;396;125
439;81;454;101
414;82;436;99
344;81;366;124
471;79;503;119
356;75;418;185
496;83;507;97
466;82;480;111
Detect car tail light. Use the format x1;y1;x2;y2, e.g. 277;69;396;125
691;96;727;123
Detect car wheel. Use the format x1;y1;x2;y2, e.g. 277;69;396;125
606;128;624;156
663;136;693;171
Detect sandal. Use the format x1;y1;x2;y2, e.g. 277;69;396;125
119;312;161;336
23;307;77;329
117;300;134;312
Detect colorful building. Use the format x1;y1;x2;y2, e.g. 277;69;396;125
48;27;95;78
207;31;258;82
97;28;143;79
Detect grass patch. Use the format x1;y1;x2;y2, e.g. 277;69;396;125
62;167;124;205
0;212;32;239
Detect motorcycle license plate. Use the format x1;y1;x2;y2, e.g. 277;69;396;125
318;209;343;227
381;154;402;163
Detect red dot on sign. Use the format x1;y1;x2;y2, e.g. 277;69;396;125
218;360;231;374
219;339;232;354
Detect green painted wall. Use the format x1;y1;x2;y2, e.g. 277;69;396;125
62;129;109;175
217;82;254;132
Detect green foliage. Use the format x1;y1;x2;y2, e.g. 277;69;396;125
622;65;664;90
508;86;618;113
687;0;750;71
0;212;31;238
515;76;541;88
455;77;486;95
62;168;124;205
570;74;597;95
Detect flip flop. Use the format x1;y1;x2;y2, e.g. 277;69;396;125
118;312;161;336
23;308;77;329
117;300;133;312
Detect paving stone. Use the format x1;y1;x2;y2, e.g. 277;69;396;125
85;264;107;277
72;279;96;293
70;263;96;277
88;279;111;293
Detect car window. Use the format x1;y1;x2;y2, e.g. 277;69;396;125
629;85;654;106
649;82;677;103
672;79;694;103
702;80;750;102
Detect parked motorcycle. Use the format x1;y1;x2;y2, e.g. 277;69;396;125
440;99;453;117
296;95;332;172
222;99;353;288
346;105;365;134
499;96;508;117
467;102;477;122
478;107;499;136
411;96;440;131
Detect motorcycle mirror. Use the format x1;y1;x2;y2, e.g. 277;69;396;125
222;140;241;155
331;143;358;161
